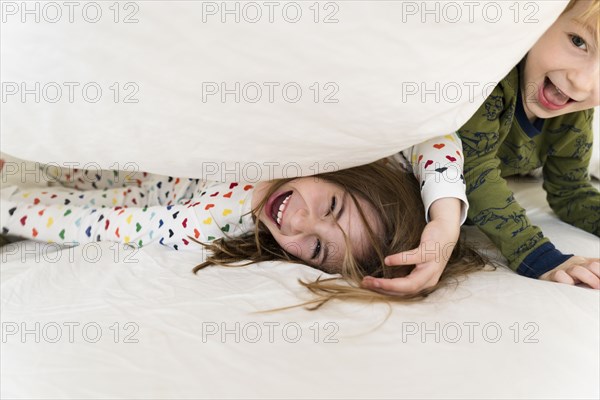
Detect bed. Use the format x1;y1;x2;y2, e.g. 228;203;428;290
1;1;599;398
1;157;599;399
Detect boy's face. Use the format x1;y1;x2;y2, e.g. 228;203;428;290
522;1;599;120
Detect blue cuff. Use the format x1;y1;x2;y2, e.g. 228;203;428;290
516;242;572;278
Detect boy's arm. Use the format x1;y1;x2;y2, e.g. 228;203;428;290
543;109;600;236
458;93;571;279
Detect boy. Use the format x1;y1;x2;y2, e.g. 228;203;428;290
362;0;598;296
458;0;599;286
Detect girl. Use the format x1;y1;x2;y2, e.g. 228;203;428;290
0;156;485;309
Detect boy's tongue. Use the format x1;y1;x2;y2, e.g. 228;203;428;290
543;79;570;106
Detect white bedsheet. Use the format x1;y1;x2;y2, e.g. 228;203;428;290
1;178;599;399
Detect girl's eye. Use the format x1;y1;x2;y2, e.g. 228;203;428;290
313;197;335;260
570;34;587;50
312;239;321;260
327;196;336;216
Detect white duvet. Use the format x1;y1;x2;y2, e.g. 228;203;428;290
1;1;570;179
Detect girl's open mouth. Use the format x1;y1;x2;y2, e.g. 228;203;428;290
267;190;293;229
539;77;575;110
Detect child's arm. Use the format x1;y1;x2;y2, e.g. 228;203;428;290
398;133;468;224
458;87;572;280
42;164;145;190
0;182;253;251
543;108;600;236
361;133;467;295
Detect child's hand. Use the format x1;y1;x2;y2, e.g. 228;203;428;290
361;198;461;296
539;256;600;289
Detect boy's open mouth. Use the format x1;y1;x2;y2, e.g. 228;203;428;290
268;190;293;229
540;77;575;110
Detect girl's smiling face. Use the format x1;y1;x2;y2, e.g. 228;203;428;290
521;1;599;121
251;177;382;273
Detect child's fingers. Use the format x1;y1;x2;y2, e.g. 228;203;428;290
359;279;405;297
385;246;437;266
568;266;600;290
553;270;576;286
362;267;435;295
361;276;422;295
587;261;600;278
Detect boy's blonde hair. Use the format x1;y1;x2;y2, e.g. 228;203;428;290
564;0;600;39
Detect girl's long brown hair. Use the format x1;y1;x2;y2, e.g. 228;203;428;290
191;158;489;310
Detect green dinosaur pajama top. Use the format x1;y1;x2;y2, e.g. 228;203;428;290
457;64;599;278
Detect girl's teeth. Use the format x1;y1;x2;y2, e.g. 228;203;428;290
276;194;292;226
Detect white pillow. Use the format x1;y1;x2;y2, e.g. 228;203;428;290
0;1;567;179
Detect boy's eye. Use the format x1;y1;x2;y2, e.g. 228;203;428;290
312;239;321;260
570;34;587;50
